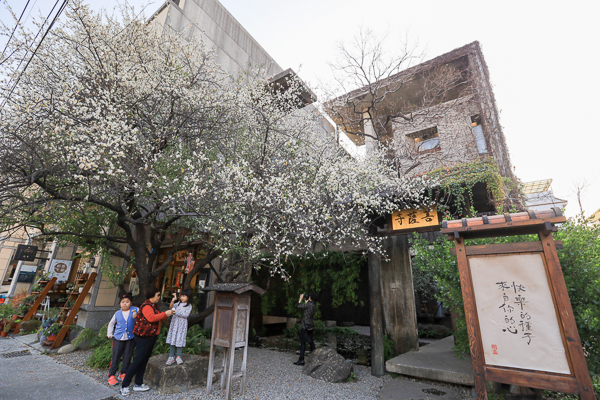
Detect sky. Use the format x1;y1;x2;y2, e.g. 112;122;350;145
1;0;599;217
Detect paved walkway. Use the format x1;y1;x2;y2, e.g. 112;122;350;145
0;335;115;400
378;379;467;400
385;336;474;386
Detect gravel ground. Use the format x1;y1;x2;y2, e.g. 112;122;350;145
53;347;392;400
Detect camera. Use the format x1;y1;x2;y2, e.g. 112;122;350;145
302;293;309;298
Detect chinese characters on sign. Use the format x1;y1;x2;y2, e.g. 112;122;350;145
391;208;439;231
469;254;570;374
14;244;38;261
496;281;534;345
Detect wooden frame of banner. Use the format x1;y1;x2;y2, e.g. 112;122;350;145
442;209;595;400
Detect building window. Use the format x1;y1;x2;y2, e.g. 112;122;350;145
407;126;440;154
471;115;487;154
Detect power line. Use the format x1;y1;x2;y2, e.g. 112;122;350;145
0;0;62;69
2;0;33;55
1;0;69;109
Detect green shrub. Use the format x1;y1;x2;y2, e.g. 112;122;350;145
0;303;16;318
87;341;113;368
258;251;365;319
151;324;211;356
87;323;211;369
383;335;394;361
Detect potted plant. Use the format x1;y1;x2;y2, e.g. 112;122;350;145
1;319;14;337
43;323;62;341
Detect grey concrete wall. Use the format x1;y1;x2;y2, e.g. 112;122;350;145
156;0;283;77
77;308;116;331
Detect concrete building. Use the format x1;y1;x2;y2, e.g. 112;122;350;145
522;179;568;212
327;42;517;214
323;42;520;358
0;229;45;298
149;0;282;77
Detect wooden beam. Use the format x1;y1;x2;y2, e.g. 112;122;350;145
50;273;97;350
539;231;596;399
485;367;578;394
441;216;566;239
454;236;488;400
450;241;563;256
13;277;57;334
368;252;385;377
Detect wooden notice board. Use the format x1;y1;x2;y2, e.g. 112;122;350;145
388;207;439;233
442;209;595;400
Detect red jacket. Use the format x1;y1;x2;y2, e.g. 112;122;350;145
133;300;167;337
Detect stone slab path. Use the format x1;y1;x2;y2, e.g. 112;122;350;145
386;336;474;386
378;379;466;400
0;335;115;400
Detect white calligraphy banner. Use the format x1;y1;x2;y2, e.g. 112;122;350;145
48;259;73;282
469;253;571;374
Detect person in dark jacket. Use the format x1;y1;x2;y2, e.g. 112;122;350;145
120;288;174;396
294;292;318;365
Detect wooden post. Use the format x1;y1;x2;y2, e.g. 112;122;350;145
368;251;385;376
225;296;238;400
13;277;57;334
454;234;488;400
539;230;595;399
50;272;97;350
379;234;419;355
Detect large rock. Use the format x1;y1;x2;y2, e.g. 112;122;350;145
57;344;76;354
302;346;353;383
145;353;209;394
19;320;41;333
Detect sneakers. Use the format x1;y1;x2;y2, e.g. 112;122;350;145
108;375;119;386
166;356;175;365
176;356;183;365
133;384;150;392
118;373;126;381
120;386;131;396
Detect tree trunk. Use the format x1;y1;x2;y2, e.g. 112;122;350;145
188;304;215;326
183;249;222;289
132;225;155;304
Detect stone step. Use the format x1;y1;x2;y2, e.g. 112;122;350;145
385;336;474;386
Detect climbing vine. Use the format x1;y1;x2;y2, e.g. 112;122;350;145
427;157;519;216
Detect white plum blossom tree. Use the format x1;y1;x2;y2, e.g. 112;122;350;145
0;2;436;305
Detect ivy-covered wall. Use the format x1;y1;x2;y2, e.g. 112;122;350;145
428;157;522;216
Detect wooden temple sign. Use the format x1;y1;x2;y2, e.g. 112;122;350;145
204;282;266;400
442;207;596;400
390;207;439;233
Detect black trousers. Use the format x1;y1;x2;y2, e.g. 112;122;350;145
299;327;315;360
122;335;158;387
108;338;135;377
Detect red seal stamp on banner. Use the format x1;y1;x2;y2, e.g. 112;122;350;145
492;344;498;355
